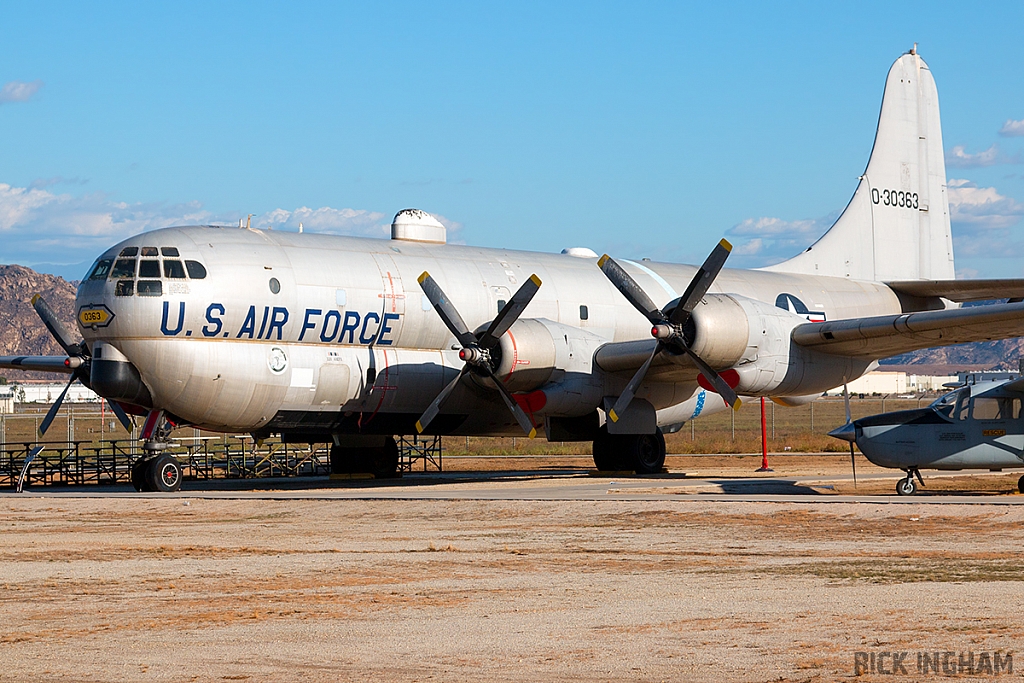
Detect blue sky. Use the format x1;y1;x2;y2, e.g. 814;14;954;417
2;1;1023;280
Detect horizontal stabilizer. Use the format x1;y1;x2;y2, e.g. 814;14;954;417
887;279;1024;303
792;301;1024;359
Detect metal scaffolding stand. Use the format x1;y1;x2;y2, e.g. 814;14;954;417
398;435;442;473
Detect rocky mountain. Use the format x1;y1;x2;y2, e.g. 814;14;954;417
0;264;79;381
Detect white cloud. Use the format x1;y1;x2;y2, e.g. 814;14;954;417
0;80;43;105
947;178;1024;229
725;213;837;266
944;144;1013;168
999;119;1024;137
0;180;403;267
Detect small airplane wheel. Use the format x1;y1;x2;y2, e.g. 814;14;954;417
148;454;183;493
896;476;917;496
1018;475;1024;495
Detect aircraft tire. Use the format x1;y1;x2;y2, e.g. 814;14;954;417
592;426;619;471
148;454;183;493
896;476;917;496
130;458;151;492
368;438;400;479
1018;475;1024;494
623;430;666;475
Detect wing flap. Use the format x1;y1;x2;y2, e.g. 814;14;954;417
792;301;1024;359
887;279;1024;302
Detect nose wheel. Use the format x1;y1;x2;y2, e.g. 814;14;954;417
896;469;924;496
130;410;183;493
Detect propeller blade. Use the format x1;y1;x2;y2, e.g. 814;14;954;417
415;366;470;434
32;294;80;355
477;274;542;350
417;272;477;348
16;446;45;493
39;375;75;437
597;255;664;325
608;342;662;422
842;382;852;424
684;348;742;411
108;400;134;433
842;383;856;487
487;370;537;438
669;239;732;325
850;442;858;487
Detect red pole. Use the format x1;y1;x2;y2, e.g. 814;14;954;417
757;396;773;472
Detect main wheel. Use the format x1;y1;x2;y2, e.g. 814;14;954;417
623;430;667;474
896;476;917;496
147;454;183;493
130;458;151;492
368;438;400;479
1018;474;1024;494
592;425;619;471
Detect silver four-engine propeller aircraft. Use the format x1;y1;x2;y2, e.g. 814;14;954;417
6;48;1024;492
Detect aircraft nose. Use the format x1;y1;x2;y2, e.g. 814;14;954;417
828;421;857;443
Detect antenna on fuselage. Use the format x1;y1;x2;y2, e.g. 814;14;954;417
246;214;253;229
298;222;303;233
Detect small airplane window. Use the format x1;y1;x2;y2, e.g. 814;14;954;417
161;247;180;257
137;280;163;297
972;398;1003;420
110;259;137;279
88;259;113;280
163;260;187;279
580;304;589;320
269;277;281;294
115;280;134;297
141;247;159;257
1013;398;1022;419
138;260;160;278
185;260;207;279
119;247;138;257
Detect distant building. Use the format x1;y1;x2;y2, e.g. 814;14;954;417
825;371;959;396
16;383;100;404
0;387;12;414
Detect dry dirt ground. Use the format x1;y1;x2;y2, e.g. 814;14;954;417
2;494;1023;682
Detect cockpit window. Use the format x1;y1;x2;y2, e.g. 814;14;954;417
163;260;187;279
185;260;207;279
88;259;113;280
111;259;137;279
141;247;159;257
138;260;160;278
115;280;134;297
137;280;162;297
972;397;1020;420
161;247;180;257
119;247;138;257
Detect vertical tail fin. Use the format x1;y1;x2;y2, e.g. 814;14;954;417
764;49;955;282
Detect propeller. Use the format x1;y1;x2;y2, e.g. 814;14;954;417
415;272;542;437
597;239;741;423
30;294;134;437
827;383;858;487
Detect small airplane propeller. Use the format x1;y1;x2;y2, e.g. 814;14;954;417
597;239;741;422
30;294;134;437
827;382;858;487
415;272;542;438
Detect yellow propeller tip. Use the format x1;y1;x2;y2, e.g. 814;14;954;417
528;428;537;439
415;421;425;434
719;238;733;252
30;294;41;304
597;255;610;268
529;273;542;287
417;272;429;284
733;399;743;412
608;409;619;422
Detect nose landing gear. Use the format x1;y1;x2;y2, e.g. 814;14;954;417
130;410;182;493
896;468;925;496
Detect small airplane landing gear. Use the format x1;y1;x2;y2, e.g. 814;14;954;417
896;469;924;496
1018;474;1024;495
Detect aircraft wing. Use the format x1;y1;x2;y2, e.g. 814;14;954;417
592;339;701;382
0;356;78;374
792;301;1024;359
886;279;1024;302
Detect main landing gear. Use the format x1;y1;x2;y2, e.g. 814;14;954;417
329;436;400;479
1018;475;1024;495
592;426;666;474
896;468;924;496
131;412;183;493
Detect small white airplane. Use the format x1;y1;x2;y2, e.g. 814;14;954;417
6;47;1024;492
